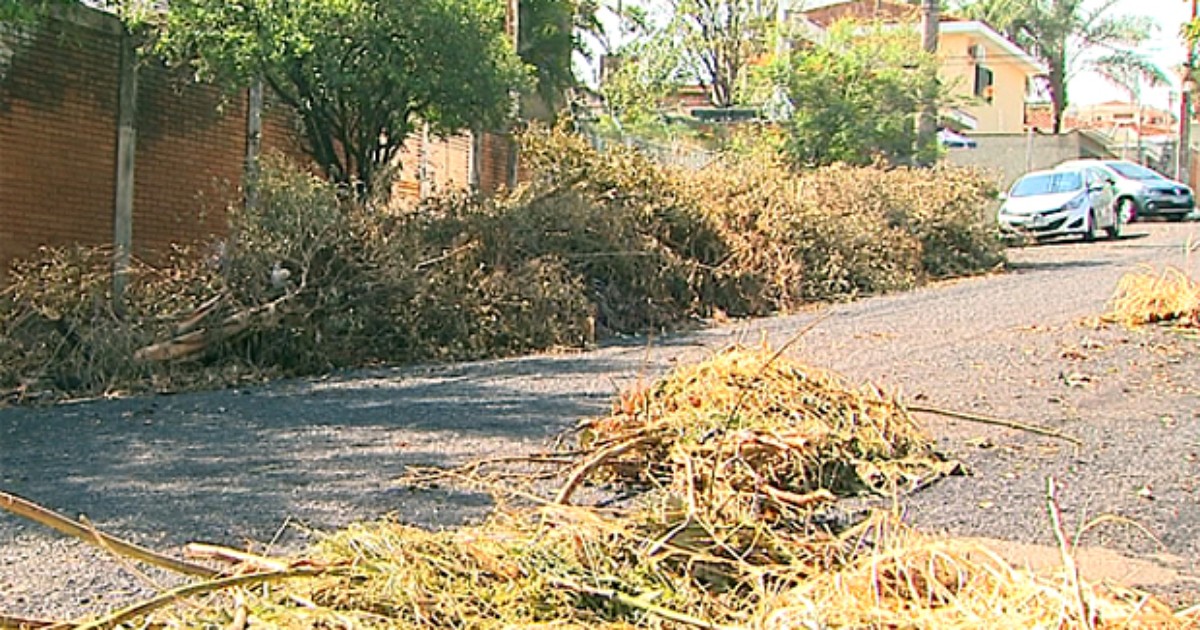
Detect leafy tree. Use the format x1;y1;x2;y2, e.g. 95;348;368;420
1;0;75;22
771;22;939;167
154;0;527;197
665;0;776;107
951;0;1158;133
598;33;688;133
520;0;597;114
1091;49;1169;103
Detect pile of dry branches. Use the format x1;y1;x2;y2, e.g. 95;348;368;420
0;128;1006;403
4;347;1194;629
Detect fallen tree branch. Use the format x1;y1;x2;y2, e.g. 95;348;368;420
184;542;290;573
0;489;217;578
555;435;656;505
0;613;56;629
169;292;228;337
906;404;1082;446
134;288;298;362
71;568;329;630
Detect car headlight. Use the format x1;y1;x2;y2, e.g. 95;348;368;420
1063;194;1087;211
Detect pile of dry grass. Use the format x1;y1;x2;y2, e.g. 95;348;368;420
568;346;958;522
1104;265;1200;328
684;155;1003;313
762;529;1199;629
3;347;1196;628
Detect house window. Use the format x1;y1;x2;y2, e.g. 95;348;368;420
974;65;994;103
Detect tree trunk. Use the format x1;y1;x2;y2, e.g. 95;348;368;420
1049;58;1067;135
916;0;939;166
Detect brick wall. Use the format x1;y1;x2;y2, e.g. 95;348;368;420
0;12;121;273
0;5;515;281
133;59;247;255
391;130;514;202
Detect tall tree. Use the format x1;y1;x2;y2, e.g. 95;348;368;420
153;0;527;197
951;0;1157;133
666;0;776;107
520;0;598;114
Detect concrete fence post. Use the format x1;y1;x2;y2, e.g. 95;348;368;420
112;28;137;317
244;78;264;211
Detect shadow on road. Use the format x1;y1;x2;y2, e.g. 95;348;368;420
0;352;646;548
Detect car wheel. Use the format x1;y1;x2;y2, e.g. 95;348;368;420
1105;211;1122;240
1083;211;1097;242
1116;198;1136;223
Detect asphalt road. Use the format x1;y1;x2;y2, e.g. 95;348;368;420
3;220;1200;619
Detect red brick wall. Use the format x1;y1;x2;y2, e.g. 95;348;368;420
0;14;121;273
0;6;514;282
133;59;247;256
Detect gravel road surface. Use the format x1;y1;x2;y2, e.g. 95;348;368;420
3;221;1200;619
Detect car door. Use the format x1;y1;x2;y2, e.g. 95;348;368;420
1086;168;1115;228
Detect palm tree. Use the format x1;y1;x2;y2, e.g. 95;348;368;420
951;0;1158;134
1090;49;1170;163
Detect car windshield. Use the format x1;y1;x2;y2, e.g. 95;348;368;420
1106;162;1163;180
1010;172;1083;197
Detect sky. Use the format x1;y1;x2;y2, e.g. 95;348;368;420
1069;0;1191;112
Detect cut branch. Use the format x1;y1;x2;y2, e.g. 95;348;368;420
0;489;218;578
906;403;1082;446
0;614;56;629
71;568;330;630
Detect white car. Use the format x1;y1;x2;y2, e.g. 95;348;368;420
997;166;1120;241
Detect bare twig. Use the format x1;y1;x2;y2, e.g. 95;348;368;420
414;241;479;271
80;515;169;598
1046;477;1094;630
0;613;56;629
184;543;290;572
226;595;248;630
555;435;656;505
71;568;329;630
760;485;836;509
906;404;1082;446
0;490;217;578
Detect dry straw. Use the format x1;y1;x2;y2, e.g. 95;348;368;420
5;346;1194;628
1105;265;1200;328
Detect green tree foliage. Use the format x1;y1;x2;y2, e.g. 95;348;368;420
1090;49;1169;101
951;0;1158;133
598;34;687;134
667;0;776;107
771;23;939;167
154;0;527;196
520;0;597;114
1;0;75;22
